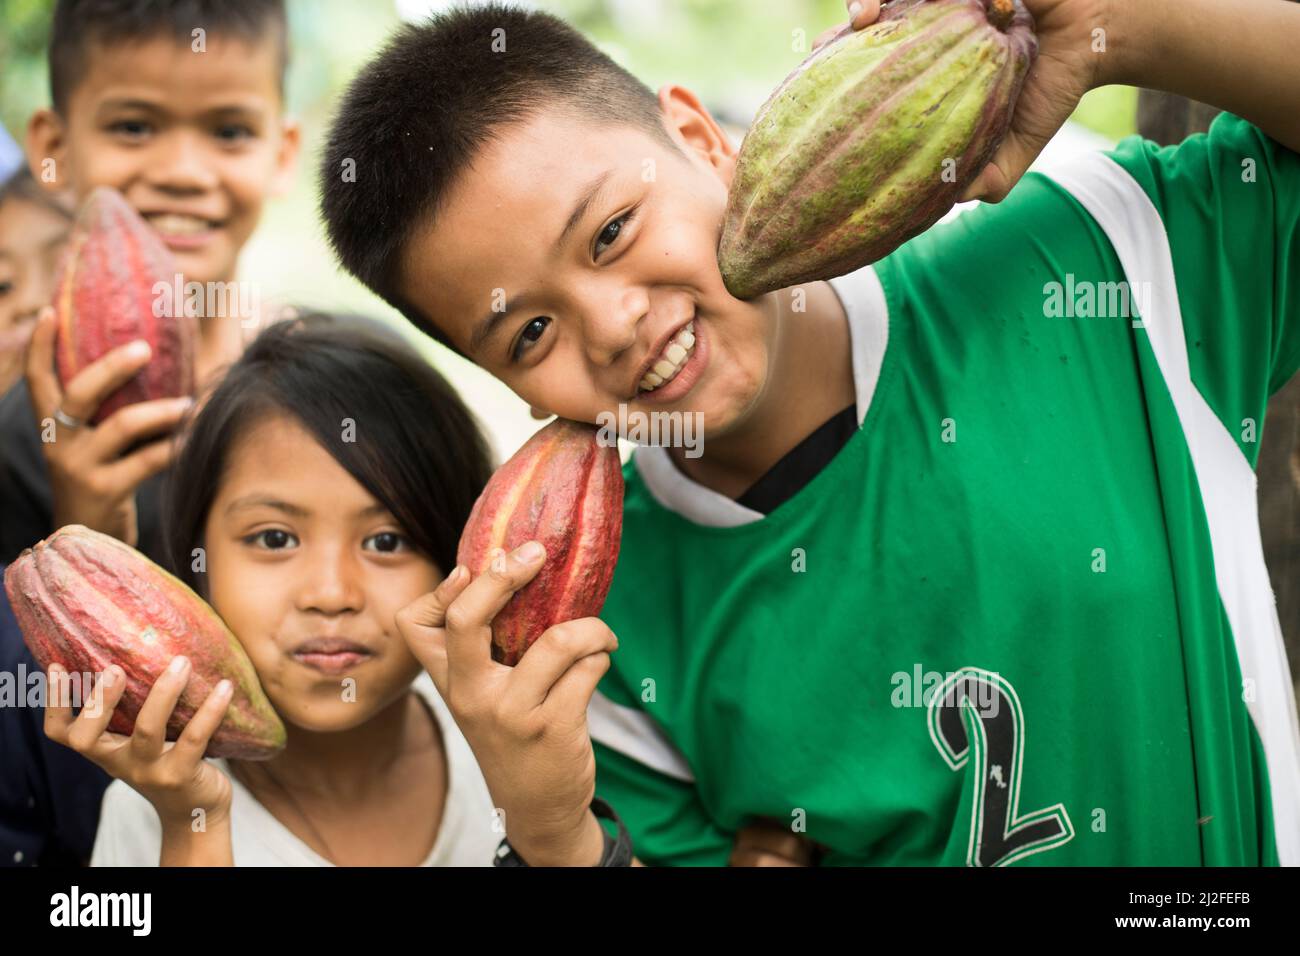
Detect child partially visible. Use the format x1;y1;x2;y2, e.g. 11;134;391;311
0;168;71;395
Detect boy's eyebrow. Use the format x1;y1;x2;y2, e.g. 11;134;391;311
556;169;613;253
468;168;613;355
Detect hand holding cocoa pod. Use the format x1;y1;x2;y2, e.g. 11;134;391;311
395;543;623;867
25;306;193;548
44;657;236;834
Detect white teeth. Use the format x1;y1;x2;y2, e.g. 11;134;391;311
148;213;211;235
639;320;699;393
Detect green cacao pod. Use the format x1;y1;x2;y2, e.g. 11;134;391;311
718;0;1038;299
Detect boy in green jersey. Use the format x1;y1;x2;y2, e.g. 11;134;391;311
324;0;1300;865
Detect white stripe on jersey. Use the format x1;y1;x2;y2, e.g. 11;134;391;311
1040;150;1300;866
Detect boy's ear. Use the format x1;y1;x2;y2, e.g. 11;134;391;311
268;117;302;199
25;109;70;193
656;84;738;185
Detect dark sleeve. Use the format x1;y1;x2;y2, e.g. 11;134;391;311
0;381;172;566
0;563;112;867
0;383;55;564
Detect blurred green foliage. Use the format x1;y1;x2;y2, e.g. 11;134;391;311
2;0;1137;142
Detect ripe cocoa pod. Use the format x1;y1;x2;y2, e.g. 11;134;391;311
718;0;1038;299
53;187;196;425
457;419;624;666
4;525;285;760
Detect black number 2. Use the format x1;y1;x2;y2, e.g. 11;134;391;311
927;667;1074;866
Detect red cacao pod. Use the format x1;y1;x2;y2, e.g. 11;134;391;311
456;419;624;666
53;187;197;425
3;525;285;760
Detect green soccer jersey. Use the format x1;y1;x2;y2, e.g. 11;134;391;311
587;114;1300;866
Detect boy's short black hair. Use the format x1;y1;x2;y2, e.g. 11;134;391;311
319;1;681;351
49;0;289;114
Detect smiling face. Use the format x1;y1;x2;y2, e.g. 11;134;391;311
202;412;438;733
27;32;298;285
398;91;779;439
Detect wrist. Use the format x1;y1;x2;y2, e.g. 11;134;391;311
509;810;606;867
159;809;233;866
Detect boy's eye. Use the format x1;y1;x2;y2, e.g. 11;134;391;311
594;206;638;260
108;119;152;141
245;529;297;550
364;531;410;554
0;280;12;298
215;124;254;143
511;316;551;361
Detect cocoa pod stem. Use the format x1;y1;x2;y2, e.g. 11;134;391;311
986;0;1015;31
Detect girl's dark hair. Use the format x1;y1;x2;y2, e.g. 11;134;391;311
163;312;493;593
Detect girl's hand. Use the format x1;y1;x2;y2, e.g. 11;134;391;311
730;818;823;866
396;544;621;867
814;0;1111;203
44;656;235;829
24;307;192;548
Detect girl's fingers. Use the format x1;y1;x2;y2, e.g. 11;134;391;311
395;567;473;690
164;679;233;769
441;543;547;683
57;338;154;425
24;307;64;419
517;618;618;715
63;665;128;754
129;655;191;761
43;663;76;743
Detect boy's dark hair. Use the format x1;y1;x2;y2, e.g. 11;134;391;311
319;1;681;351
163;312;494;593
49;0;290;114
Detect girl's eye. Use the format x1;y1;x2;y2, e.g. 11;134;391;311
364;531;410;554
511;316;551;362
594;206;638;260
0;280;13;298
245;529;297;550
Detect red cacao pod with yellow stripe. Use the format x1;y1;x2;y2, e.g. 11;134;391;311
3;525;285;759
718;0;1037;298
457;418;624;666
53;187;196;424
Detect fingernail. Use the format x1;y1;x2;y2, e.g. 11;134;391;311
103;666;119;687
849;1;863;18
514;541;544;563
175;396;195;409
490;548;507;574
216;679;232;697
168;655;189;674
450;565;468;586
126;340;151;360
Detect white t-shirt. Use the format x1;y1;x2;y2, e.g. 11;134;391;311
90;672;500;866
